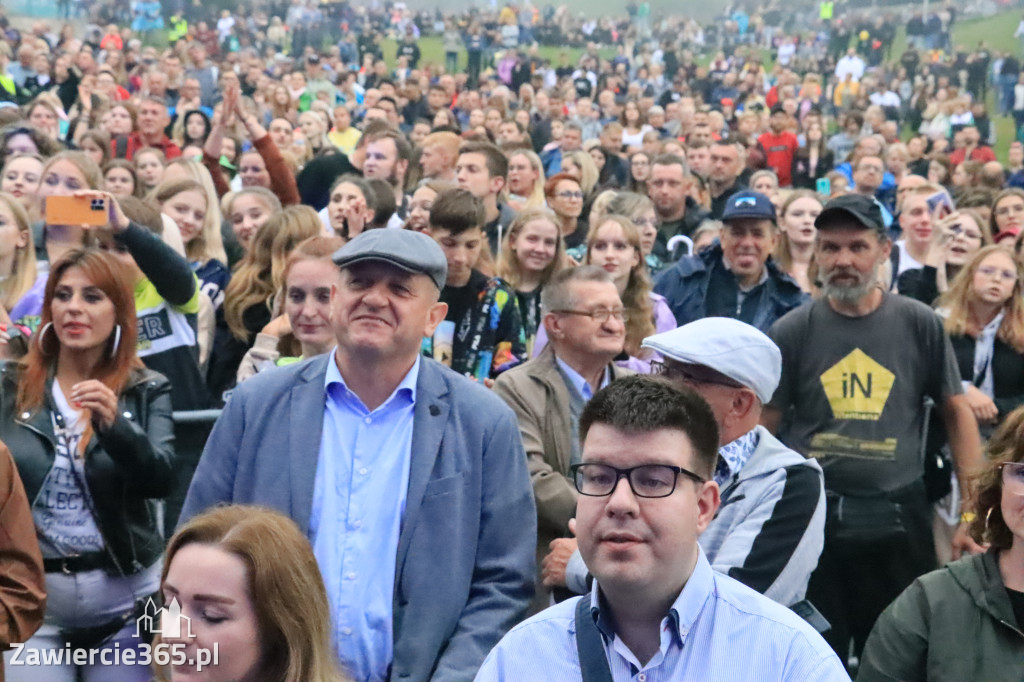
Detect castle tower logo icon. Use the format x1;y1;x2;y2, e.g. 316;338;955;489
135;597;195;639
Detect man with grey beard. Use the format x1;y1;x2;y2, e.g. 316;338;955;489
760;194;985;672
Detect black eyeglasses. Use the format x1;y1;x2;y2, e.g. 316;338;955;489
571;463;705;498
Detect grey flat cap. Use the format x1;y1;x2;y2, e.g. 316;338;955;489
332;229;448;290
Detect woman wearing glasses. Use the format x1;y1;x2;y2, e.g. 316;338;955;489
935;246;1024;435
859;405;1024;682
544;172;588;250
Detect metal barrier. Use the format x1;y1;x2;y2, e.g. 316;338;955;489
165;409;222;537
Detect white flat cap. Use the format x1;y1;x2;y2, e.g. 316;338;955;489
642;317;782;403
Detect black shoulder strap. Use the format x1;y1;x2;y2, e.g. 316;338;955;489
114;133;129;159
574;597;614;682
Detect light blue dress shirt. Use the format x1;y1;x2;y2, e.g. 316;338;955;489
475;547;849;682
310;352;420;682
555;356;610;401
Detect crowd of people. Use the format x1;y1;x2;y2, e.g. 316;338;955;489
0;0;1022;680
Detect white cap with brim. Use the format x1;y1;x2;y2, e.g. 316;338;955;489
642;317;782;404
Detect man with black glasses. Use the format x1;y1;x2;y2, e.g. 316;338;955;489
548;317;825;611
476;377;847;681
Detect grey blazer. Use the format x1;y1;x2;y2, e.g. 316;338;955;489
180;353;537;681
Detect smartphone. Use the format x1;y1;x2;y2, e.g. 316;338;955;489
45;195;108;227
815;177;831;197
925;191;954;219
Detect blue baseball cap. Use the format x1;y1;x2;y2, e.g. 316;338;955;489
721;190;777;222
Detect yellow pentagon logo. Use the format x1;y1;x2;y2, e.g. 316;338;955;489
819;349;895;421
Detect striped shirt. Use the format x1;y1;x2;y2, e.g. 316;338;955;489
475;548;848;682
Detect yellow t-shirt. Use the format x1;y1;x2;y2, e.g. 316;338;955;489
328;127;362;156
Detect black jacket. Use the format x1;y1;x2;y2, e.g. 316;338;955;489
0;363;175;575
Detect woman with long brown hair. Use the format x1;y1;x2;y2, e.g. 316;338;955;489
0;249;174;680
207;205;321;403
157;505;349;682
235;236;346;383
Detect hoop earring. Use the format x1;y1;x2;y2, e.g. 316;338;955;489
109;324;121;359
985;506;994;533
36;322;54;355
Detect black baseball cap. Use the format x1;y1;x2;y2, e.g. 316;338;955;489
815;194;886;235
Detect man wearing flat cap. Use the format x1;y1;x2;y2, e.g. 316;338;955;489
550;317;826;609
654;189;807;332
181;229;537;681
763;193;984;669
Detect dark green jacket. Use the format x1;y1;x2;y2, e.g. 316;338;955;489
859;549;1024;682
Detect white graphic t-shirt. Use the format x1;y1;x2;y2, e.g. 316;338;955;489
32;382;105;557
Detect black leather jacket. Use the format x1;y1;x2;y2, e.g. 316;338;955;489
0;362;175;575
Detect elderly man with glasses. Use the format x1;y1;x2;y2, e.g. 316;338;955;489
547;317;826;614
476;376;847;682
494;266;634;611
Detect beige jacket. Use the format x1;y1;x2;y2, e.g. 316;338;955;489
493;345;632;608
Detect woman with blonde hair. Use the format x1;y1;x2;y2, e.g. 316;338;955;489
1;152;44;219
158;505;348;682
506;149;545;211
152;178;230;309
561;149;599;199
0;191;44;341
936;245;1024;432
207;205;321;402
223;186;281;258
497;207;565;352
158;157;230;264
606;191;663;275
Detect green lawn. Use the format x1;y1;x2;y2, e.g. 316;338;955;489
949;11;1021;161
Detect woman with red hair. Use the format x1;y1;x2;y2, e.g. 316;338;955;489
0;249;174;680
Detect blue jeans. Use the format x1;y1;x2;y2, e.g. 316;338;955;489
4;562;161;682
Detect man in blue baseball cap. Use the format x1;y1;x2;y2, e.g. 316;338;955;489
654;189;807;332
